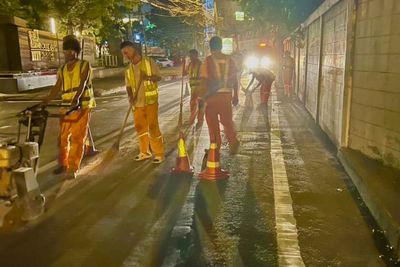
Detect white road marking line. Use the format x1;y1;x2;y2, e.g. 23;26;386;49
270;89;305;267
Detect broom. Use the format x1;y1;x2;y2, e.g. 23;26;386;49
95;104;132;171
95;69;143;171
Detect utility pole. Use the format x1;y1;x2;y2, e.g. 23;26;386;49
139;2;148;56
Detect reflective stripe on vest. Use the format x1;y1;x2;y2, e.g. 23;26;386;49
206;56;232;93
189;62;202;89
60;60;96;108
127;57;158;105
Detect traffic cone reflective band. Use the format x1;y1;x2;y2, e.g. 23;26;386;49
199;143;229;180
171;131;194;175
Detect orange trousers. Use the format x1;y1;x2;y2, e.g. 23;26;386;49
133;103;164;157
59;108;91;172
189;91;205;124
205;93;238;148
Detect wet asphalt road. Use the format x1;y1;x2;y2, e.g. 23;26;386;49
0;80;387;266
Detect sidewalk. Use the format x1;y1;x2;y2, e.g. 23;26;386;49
338;148;400;259
0;67;181;100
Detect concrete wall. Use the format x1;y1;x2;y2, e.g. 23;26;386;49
319;0;348;146
293;0;400;169
348;0;400;169
305;19;322;119
298;42;307;102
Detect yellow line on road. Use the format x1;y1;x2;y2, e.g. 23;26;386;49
270;89;305;267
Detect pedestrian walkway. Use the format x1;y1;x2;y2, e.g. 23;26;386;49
276;92;384;266
339;147;400;261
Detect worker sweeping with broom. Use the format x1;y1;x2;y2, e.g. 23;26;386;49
120;41;165;164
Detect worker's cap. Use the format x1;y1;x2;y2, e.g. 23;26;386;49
63;35;81;54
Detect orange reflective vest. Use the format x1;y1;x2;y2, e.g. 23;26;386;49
126;57;159;105
188;61;202;89
59;60;96;108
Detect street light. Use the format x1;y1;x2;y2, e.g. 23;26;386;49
50;17;56;34
49;17;61;65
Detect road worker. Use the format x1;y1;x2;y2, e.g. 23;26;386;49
244;67;276;106
43;35;96;180
120;41;165;164
183;49;205;127
200;36;239;155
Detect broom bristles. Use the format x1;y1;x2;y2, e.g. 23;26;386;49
94;142;120;172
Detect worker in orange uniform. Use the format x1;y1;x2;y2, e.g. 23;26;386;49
120;41;165;164
184;49;205;127
201;36;239;154
43;35;96;180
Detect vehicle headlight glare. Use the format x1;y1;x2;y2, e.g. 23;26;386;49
260;57;272;68
245;56;259;69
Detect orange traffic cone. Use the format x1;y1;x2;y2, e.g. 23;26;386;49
199;143;229;180
171;131;194;175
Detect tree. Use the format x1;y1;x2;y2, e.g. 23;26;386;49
146;11;199;58
238;0;324;33
49;0;115;34
0;0;50;29
144;0;213;28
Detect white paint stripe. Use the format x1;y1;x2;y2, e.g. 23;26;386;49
270;89;305;267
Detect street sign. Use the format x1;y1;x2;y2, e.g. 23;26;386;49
222;38;233;55
235;11;245;21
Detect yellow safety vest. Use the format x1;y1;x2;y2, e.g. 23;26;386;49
189;61;201;87
126;57;159;105
59;60;96;108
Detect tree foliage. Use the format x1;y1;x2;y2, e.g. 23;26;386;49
0;0;50;28
144;0;213;27
49;0;110;34
238;0;324;32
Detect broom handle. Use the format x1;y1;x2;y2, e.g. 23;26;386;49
116;104;132;144
116;70;143;144
178;58;185;129
114;61;145;144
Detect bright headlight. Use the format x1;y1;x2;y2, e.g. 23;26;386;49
260;57;272;68
245;56;259;69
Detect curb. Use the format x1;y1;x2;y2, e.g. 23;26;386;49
337;149;400;258
94;86;126;97
94;75;180;97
